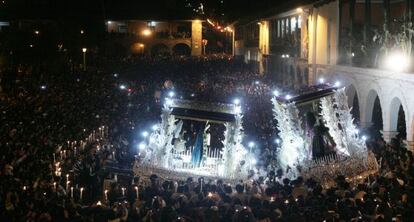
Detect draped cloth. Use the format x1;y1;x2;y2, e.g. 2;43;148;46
191;124;205;167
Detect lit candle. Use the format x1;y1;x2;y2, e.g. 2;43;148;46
104;189;108;200
134;186;139;199
71;186;74;198
66;181;70;192
122;187;126;196
66;174;69;182
80;187;84;200
53;182;57;191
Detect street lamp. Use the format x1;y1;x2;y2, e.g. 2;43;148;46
82;48;87;71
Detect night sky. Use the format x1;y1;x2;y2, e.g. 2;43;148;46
0;0;311;21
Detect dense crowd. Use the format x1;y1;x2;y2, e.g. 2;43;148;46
0;55;413;221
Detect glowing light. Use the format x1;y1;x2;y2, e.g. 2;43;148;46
80;30;84;34
82;48;87;53
142;29;152;36
168;91;175;98
257;22;261;25
385;52;410;72
319;78;325;84
362;135;368;141
149;137;155;143
248;142;255;148
334;81;341;87
97;201;102;206
40;85;46;90
165;98;173;106
119;85;126;90
191;93;195;97
34;30;40;35
285;54;290;58
251;158;257;165
355;129;360;134
113;73;118;77
285;94;292;100
297;8;303;13
233;98;240;105
234;106;242;114
141;131;149;138
107;21;112;24
255;80;260;85
273;90;280;96
138;142;146;150
281;54;286;58
351;52;355;57
151;124;158;131
275;138;281;144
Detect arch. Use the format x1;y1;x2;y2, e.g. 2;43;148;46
346;84;360;125
172;43;191;56
365;89;383;138
389;97;407;139
151;44;170;56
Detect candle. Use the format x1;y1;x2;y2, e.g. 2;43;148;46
104;189;108;200
23;186;27;191
66;174;69;182
66;181;70;192
71;187;74;198
122;187;126;196
134;186;139;199
53;182;57;191
80;187;84;200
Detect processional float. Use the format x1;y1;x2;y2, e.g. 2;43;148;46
135;98;255;181
272;84;378;186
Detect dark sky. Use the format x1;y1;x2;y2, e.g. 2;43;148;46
0;0;305;21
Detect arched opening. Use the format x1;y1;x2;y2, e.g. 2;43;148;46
151;44;170;56
389;97;407;140
365;89;382;139
371;96;383;138
346;84;360;125
172;43;191;56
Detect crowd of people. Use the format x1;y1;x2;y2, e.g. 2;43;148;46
1;54;413;221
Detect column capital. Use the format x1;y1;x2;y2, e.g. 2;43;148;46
381;131;399;143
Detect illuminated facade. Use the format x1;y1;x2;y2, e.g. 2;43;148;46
234;0;414;150
106;20;203;56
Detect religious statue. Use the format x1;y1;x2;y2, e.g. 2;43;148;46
305;112;336;159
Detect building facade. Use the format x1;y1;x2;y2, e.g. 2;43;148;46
233;0;414;150
106;20;203;56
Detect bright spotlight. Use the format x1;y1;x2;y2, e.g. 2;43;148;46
334;81;341;87
119;85;126;90
151;124;158;131
233;98;240;105
138;142;146;150
385;52;409;72
273;90;280;96
275;138;281;144
251;158;257;165
318;78;325;84
141;131;149;138
248;142;255;148
142;29;152;36
281;54;286;58
168;91;175;98
285;94;292;100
